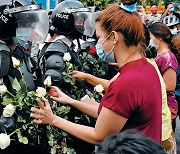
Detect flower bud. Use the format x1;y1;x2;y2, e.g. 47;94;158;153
36;87;46;97
11;57;20;68
0;84;7;94
94;84;104;93
44;76;52;87
0;133;10;149
3;104;15;117
63;53;71;62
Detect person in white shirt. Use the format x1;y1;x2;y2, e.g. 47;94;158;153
147;3;162;26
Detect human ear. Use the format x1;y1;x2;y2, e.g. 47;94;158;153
112;31;118;44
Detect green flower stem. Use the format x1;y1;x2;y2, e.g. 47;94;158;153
6;90;15;97
18;67;28;90
66;62;71;74
9;123;32;137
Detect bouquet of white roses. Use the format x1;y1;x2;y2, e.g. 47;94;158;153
0;51;106;154
0;57;75;154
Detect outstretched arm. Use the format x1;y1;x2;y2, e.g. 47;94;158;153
30;97;128;145
51;86;99;118
72;71;112;91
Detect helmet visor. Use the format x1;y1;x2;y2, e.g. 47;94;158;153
14;9;49;44
73;9;91;35
83;11;101;37
1;0;36;6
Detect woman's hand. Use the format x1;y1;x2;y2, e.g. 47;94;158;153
71;70;87;80
30;97;55;125
50;86;75;105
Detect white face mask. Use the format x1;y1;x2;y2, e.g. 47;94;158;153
149;39;158;50
171;27;178;35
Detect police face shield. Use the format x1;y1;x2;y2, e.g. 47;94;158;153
13;9;49;45
83;11;101;37
72;8;91;35
1;0;36;6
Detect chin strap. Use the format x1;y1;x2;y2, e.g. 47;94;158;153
0;54;3;100
0;53;3;85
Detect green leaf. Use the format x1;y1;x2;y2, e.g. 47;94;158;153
2;97;14;106
22;137;28;144
12;78;21;92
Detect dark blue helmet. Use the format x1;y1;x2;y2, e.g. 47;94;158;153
52;0;91;39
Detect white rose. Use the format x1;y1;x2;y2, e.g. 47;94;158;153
63;53;71;62
36;87;46;97
0;84;7;94
94;84;104;93
3;104;15;117
0;133;10;149
11;57;20;68
44;76;52;87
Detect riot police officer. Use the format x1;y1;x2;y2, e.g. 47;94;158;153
39;0;91;86
0;0;49;153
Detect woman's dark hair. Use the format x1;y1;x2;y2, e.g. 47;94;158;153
149;22;180;63
96;130;166;154
143;24;157;58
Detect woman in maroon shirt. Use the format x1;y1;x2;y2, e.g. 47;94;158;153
31;3;162;144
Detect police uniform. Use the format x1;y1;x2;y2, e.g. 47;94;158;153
0;0;49;153
39;35;83;87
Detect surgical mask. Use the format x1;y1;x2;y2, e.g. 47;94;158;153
149;39;158;50
120;2;137;13
96;33;116;63
105;52;116;63
13;36;29;47
171;27;178;35
169;8;174;12
13;28;32;46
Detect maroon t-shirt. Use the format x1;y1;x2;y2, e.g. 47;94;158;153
98;58;162;143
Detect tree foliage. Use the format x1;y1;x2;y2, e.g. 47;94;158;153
79;0;117;9
78;0;179;9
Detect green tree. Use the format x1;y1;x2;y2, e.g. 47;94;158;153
61;0;179;10
79;0;117;10
145;0;179;5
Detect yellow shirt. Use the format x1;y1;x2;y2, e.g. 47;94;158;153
147;58;172;141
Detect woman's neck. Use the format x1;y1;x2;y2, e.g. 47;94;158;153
157;41;170;55
115;44;143;68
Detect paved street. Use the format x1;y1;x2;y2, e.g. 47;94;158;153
175;117;180;154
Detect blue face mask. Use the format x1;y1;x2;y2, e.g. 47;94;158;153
95;33;116;63
120;2;137;13
168;8;174;12
13;35;30;46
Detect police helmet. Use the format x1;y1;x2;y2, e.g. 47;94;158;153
0;0;49;44
162;15;179;27
52;0;91;39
